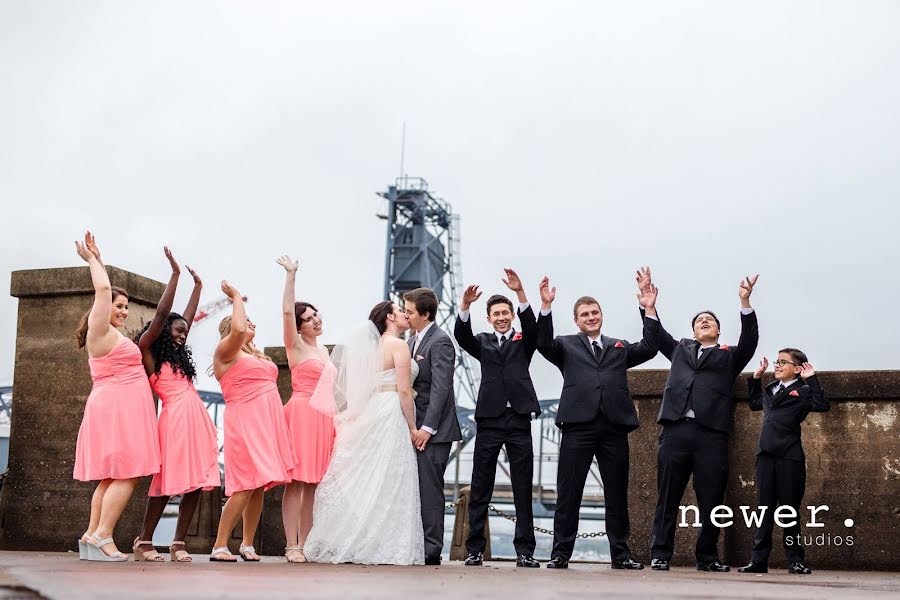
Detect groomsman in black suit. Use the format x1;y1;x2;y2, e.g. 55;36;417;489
454;268;542;568
739;349;829;575
537;274;659;570
643;272;759;572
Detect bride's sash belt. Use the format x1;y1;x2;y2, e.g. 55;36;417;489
376;384;398;392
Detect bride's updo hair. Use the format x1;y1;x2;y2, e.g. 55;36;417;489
368;301;394;335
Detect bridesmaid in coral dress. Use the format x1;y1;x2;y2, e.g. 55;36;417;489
131;248;220;563
276;256;336;563
72;231;161;562
209;281;297;562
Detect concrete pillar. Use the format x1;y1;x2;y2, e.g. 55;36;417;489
0;266;165;552
449;486;491;560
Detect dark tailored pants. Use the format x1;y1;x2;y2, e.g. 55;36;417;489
751;452;807;564
417;441;452;559
650;419;730;563
466;408;535;556
552;410;632;562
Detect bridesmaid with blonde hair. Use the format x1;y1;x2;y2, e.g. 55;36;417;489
276;255;336;563
73;231;161;561
209;281;296;562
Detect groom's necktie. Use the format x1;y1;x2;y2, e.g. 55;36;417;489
499;334;507;347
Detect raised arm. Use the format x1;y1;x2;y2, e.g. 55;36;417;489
800;363;829;413
276;255;301;352
181;265;203;332
732;274;760;373
636;269;677;360
503;268;537;353
454;284;483;360
214;281;248;368
138;247;180;356
747;357;768;411
76;231;118;356
536;277;564;367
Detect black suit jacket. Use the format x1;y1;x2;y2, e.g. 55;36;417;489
453;305;541;419
748;375;829;461
649;310;759;433
536;311;659;431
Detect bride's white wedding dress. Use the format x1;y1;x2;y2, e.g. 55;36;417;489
304;360;424;565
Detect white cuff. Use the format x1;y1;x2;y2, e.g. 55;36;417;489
421;425;437;435
740;307;754;315
645;314;659;321
458;310;470;322
540;308;552;317
518;302;530;313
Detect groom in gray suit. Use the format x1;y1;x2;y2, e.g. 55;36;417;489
404;287;463;565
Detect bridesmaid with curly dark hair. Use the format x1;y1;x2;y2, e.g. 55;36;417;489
131;248;220;563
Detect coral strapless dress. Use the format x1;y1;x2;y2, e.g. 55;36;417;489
73;337;161;481
219;355;297;496
148;363;220;497
284;359;336;483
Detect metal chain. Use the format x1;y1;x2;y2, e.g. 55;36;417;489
488;504;607;538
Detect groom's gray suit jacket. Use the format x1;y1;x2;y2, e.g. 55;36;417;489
409;324;462;444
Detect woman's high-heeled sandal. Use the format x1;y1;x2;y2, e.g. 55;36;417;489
77;537;88;560
285;546;306;563
239;544;261;562
133;537;166;562
87;535;128;562
169;541;192;562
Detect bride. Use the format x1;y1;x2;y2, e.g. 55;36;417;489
303;301;424;565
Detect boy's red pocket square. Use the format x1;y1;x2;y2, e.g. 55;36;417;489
720;344;729;350
789;390;800;397
512;333;523;341
614;341;624;348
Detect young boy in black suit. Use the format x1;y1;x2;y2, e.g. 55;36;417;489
738;348;829;575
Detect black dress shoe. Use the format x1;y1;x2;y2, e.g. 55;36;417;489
788;561;811;574
546;556;569;569
463;552;483;566
516;554;540;568
650;558;669;571
697;560;730;572
424;555;441;566
611;557;644;570
738;561;768;573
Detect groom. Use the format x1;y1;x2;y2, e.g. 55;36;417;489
404;287;463;565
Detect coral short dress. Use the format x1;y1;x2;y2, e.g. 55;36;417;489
73;338;161;481
219;354;297;496
148;363;221;496
283;359;336;483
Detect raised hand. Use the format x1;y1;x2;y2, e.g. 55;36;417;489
461;284;482;310
163;246;180;275
754;356;769;379
221;280;241;300
84;230;101;261
636;283;659;310
539;276;556;308
186;265;202;287
502;268;523;292
635;266;652;295
75;240;94;263
799;362;815;379
276;255;299;274
739;274;759;302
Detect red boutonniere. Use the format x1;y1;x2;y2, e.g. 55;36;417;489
720;344;729;351
789;390;800;397
512;332;523;341
614;341;625;348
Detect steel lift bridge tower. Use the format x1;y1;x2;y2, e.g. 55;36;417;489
376;177;479;467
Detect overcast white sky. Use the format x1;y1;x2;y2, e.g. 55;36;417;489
1;1;898;398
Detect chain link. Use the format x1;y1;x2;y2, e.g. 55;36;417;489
488;504;607;538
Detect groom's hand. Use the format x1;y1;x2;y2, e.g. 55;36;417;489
414;428;432;451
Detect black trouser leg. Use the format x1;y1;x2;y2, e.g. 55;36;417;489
417;442;452;558
551;424;595;561
505;411;536;556
650;422;694;561
751;454;777;565
466;418;505;555
692;426;730;563
594;424;631;562
778;457;806;564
